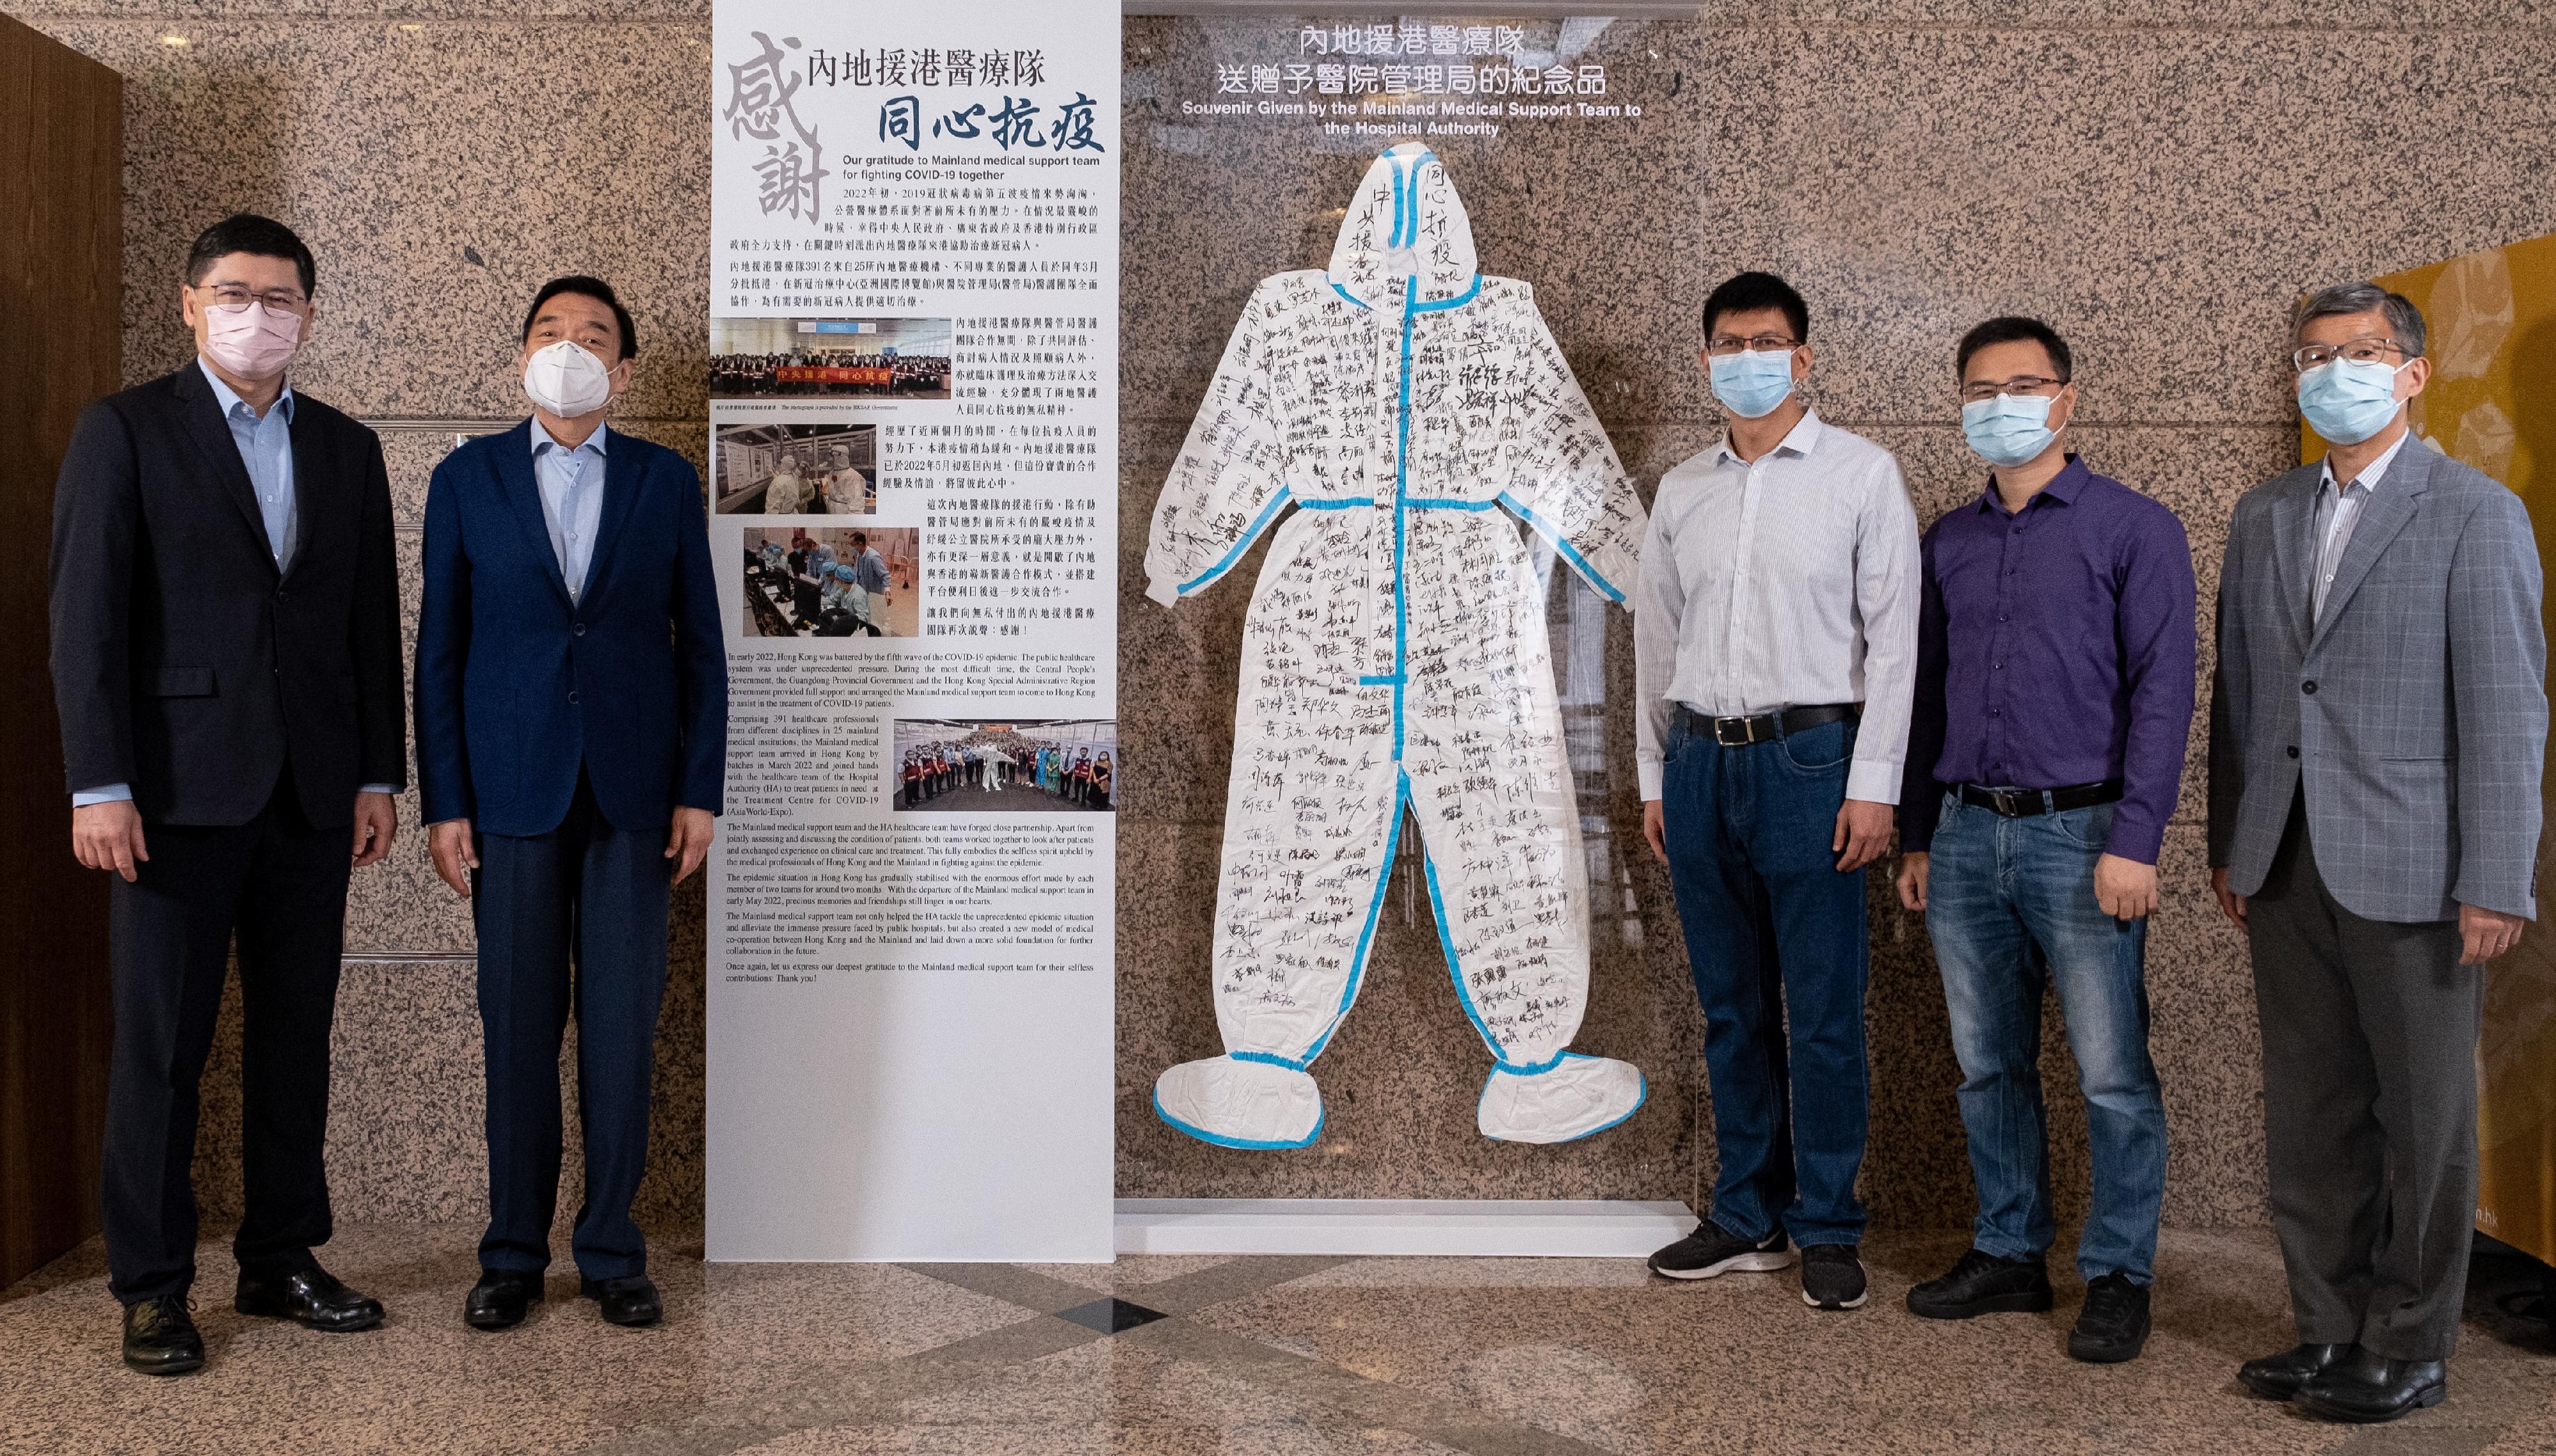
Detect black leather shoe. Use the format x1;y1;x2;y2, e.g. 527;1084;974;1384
2295;1349;2448;1423
235;1264;385;1332
580;1274;662;1327
2067;1273;2151;1363
1906;1248;2054;1319
464;1269;544;1331
123;1297;204;1376
2236;1342;2352;1400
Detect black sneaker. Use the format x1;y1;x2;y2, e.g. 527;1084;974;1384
1800;1243;1867;1310
2068;1273;2152;1363
1647;1223;1794;1281
1906;1248;2056;1320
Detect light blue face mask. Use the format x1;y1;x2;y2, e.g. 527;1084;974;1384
1709;348;1797;419
1961;393;2060;468
2296;357;2407;446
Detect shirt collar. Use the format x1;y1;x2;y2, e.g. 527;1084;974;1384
530;417;610;459
197;356;295;423
2320;429;2410;495
1973;454;2089;514
1711;407;1824;468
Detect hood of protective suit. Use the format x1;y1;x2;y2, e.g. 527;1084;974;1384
1327;142;1480;309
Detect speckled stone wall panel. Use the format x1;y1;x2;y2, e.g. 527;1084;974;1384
18;0;2556;1238
21;17;712;418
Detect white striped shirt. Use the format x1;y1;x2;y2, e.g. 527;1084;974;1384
1633;410;1921;804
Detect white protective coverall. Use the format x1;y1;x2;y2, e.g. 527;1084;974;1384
1145;144;1649;1149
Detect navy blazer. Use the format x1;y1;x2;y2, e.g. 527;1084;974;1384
415;421;727;837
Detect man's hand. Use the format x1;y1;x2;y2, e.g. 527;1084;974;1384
2210;866;2246;930
666;806;715;885
2093;853;2159;921
2460;903;2525;966
1896;851;1929;912
72;799;149;883
1642;799;1668;864
351;791;398;869
429;819;478;900
1833;798;1893;873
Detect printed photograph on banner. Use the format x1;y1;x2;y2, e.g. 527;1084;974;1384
739;526;920;639
891;718;1116;815
716;421;879;515
711;317;953;399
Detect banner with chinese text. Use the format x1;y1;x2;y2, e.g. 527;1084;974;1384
705;0;1119;1261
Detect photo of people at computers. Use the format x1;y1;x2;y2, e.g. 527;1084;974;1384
709;318;952;399
714;422;877;515
890;719;1117;815
740;526;920;639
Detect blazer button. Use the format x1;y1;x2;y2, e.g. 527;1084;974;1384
2301;680;2318;694
573;623;587;636
568;691;580;705
2288;746;2300;758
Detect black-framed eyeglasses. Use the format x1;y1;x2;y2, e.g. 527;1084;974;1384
196;282;309;312
2291;336;2405;372
1705;333;1799;356
1959;374;2069;403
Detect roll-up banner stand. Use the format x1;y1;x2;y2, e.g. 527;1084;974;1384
707;0;1120;1261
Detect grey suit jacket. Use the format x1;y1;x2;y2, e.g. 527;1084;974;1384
2208;442;2545;922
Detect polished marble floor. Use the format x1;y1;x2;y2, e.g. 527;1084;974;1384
3;1223;2551;1455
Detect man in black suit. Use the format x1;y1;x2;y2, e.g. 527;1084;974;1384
48;215;406;1376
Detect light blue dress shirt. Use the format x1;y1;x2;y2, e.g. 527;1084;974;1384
531;418;609;604
76;358;395;806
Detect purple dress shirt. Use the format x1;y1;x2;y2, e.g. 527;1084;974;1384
1898;457;2197;864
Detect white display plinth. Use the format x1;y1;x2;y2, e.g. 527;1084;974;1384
1114;1199;1698;1258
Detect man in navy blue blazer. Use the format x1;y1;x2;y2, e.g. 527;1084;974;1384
414;277;726;1331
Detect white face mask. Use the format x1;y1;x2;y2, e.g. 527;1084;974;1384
522;340;615;418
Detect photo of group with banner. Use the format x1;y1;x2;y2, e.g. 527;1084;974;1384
709;317;953;399
890;719;1116;814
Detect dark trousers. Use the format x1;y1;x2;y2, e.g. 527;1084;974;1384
472;773;671;1281
1659;712;1871;1246
2249;793;2479;1361
102;777;349;1304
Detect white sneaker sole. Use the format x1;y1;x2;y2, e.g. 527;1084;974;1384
1652;1248;1798;1282
1802;1286;1869;1310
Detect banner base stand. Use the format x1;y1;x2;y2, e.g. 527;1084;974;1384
1113;1199;1697;1258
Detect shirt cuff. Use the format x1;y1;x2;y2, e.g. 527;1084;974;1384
1845;758;1902;807
358;783;401;796
72;783;132;807
1638;758;1663;801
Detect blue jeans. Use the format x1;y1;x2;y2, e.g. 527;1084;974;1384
1659;713;1870;1247
1923;794;2166;1284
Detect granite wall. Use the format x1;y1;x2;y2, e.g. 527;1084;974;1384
7;0;2554;1241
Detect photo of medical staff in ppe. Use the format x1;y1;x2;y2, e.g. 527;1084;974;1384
890;720;1116;815
714;422;878;515
739;526;918;638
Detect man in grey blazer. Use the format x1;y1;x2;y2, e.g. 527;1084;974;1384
2208;282;2545;1423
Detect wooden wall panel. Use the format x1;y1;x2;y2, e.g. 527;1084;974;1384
0;12;120;1291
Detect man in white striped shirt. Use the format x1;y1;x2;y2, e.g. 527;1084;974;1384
1635;272;1922;1313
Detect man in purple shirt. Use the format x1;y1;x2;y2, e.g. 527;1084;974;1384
1893;317;2196;1364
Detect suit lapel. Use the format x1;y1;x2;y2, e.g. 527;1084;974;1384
171;365;279;572
2265;465;2318;653
2310;445;2432;651
279;402;327;582
493;420;574;607
576;428;642;611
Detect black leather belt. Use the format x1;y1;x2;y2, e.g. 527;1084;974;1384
1679;702;1859;748
1955;780;2124;818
